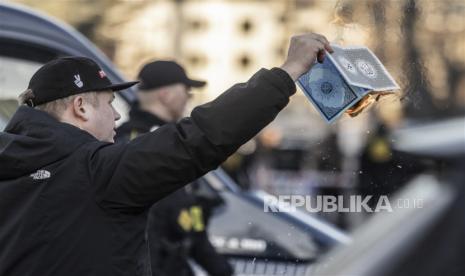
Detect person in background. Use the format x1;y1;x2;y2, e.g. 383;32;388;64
116;60;232;276
358;123;426;210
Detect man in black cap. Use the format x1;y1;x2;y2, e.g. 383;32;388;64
0;33;333;276
117;60;206;138
116;61;232;276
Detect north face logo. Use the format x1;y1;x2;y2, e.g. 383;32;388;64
74;74;83;88
30;170;51;180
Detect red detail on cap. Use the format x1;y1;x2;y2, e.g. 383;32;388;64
98;70;106;78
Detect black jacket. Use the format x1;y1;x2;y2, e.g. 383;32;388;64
117;107;232;276
146;187;232;276
0;68;295;276
116;105;166;141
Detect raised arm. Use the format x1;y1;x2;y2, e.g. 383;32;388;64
97;33;333;211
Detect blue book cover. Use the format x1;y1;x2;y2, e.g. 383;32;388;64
297;57;367;123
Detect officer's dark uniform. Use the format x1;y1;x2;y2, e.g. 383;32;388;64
0;56;296;276
358;124;426;208
116;106;233;276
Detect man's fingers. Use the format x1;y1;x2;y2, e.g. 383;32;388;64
310;40;326;61
304;33;333;63
304;38;327;63
317;50;326;63
312;33;329;44
311;39;326;51
324;43;334;53
317;37;334;54
312;33;334;53
281;33;333;80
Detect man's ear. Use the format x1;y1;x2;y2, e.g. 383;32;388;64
72;95;90;121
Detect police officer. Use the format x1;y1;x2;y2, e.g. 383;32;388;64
0;33;333;276
116;61;232;275
117;60;206;139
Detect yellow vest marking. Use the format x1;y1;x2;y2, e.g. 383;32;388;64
177;206;205;232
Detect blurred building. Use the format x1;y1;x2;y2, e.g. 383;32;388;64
5;0;465;150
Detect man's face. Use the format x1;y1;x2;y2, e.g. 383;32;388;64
84;91;121;142
163;83;190;120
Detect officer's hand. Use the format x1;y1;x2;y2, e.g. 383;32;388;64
280;33;334;81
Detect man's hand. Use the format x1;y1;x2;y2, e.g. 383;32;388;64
280;33;334;81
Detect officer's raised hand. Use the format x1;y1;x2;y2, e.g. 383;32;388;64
280;33;334;81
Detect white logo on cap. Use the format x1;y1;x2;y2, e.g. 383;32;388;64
74;74;83;88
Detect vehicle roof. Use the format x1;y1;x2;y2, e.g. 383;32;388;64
393;117;465;159
0;2;136;102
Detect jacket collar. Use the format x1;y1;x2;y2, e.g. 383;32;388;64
128;104;168;130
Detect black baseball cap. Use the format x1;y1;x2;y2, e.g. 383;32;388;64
137;60;206;91
26;56;138;106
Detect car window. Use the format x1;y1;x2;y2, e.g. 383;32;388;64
0;55;42;123
0;55;42;100
0;115;7;130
